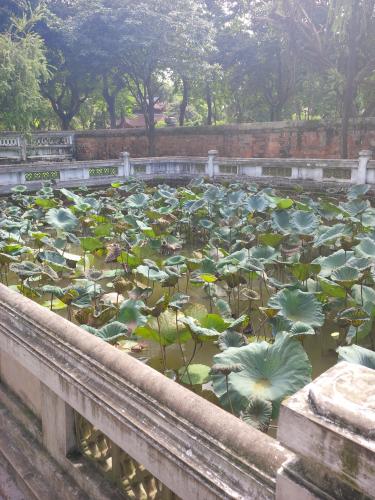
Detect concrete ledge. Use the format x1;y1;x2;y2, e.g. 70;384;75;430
0;283;291;499
0;398;87;500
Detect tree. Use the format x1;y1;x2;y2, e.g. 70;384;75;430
115;0;215;153
38;0;96;130
267;0;375;157
0;8;49;130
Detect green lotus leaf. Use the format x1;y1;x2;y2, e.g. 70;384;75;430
313;250;354;278
275;197;294;209
80;237;104;253
180;316;219;342
271;210;292;234
347;184;370;200
290;210;318;234
337;345;375;369
35;197;58;209
289;322;316;337
250;245;279;263
169;293;190;310
46;208;78;231
136;264;168;282
351;285;375;317
118;299;147;328
218;330;248;351
135;310;190;346
178;364;211;385
38;251;68;269
213;298;232;318
94;224;113;237
11;185;27;193
346;257;372;272
246;194;269;213
163;255;186;266
340;199;369;217
226;314;250;331
289;262;321;282
313;224;352;248
318;277;346;299
268;289;324;327
126;193;149;208
240;396;272;432
355;238;375;260
200;314;228;332
81;321;128;343
331;266;360;289
217;250;248;270
184;303;208;322
10;261;54;279
211;332;312;417
346;320;373;343
41;297;67;310
259;233;285;247
200;273;217;283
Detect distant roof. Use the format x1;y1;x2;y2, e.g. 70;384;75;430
120;113;166;129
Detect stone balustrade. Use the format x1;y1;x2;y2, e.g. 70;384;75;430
0;150;373;194
0;284;374;499
0;131;74;164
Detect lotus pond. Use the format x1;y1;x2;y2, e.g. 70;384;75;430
1;178;375;433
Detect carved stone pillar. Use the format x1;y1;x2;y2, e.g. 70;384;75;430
276;362;375;499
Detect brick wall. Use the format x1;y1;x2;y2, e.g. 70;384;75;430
75;118;375;160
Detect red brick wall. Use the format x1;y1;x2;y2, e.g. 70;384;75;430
75;119;375;160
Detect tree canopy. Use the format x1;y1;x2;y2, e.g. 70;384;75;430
0;0;374;157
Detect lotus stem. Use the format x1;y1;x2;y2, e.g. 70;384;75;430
225;375;234;414
180;338;197;383
157;317;166;373
175;310;192;385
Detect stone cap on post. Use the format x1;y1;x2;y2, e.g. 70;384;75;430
207;150;218;178
357;150;373;184
276;362;375;499
120;151;131;177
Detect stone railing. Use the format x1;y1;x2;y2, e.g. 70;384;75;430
0;150;373;194
0;131;74;163
0;285;373;499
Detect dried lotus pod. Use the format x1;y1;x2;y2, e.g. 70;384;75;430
105;243;121;263
113;276;132;294
74;307;93;325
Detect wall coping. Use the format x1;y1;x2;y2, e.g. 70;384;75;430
0;283;290;498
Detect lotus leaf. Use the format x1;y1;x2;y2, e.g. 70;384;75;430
337;345;375;369
290;210;319;234
81;321;128;343
218;330;248;350
136;310;190;346
241;397;272;432
268;289;324;327
178;364;211;385
211;332;312;416
46;208;78;231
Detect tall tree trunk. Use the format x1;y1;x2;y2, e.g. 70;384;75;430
60;114;71;130
146;89;156;156
102;78;118;129
206;85;213;126
179;78;189;126
107;95;117;129
341;10;358;159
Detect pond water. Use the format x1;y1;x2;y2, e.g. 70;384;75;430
2;179;374;433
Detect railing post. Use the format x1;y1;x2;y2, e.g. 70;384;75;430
121;151;131;178
207;150;218;178
41;383;76;462
276;362;375;499
357;150;372;184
